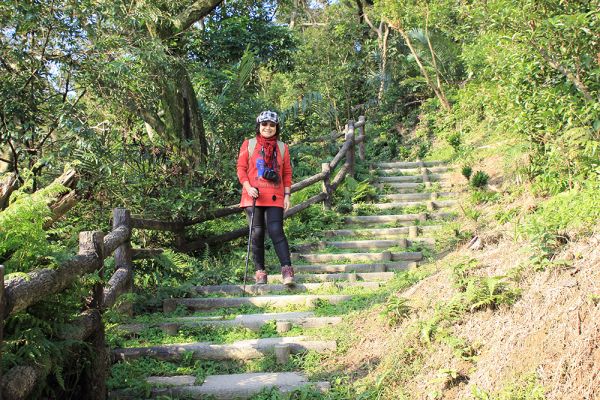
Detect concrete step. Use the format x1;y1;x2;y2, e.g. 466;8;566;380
375;160;446;168
294;262;415;273
112;336;336;362
163;294;352;312
192;281;380;295
344;213;426;225
295;238;435;253
379;166;453;175
354;200;457;211
375;182;453;190
117;312;342;334
268;271;395;283
345;212;454;225
295;239;409;252
378;192;455;201
324;225;442;239
111;372;330;399
294;251;422;264
377;173;447;183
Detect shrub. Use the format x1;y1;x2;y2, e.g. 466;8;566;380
470;171;489;188
447;132;462;151
461;165;472;180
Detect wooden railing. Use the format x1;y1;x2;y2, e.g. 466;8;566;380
0;116;366;400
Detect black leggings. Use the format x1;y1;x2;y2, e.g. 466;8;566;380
246;206;291;271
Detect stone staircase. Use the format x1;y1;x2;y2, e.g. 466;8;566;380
109;160;457;399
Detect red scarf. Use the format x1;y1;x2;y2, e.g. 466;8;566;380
256;134;278;169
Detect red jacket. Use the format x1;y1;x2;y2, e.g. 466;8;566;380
237;138;292;208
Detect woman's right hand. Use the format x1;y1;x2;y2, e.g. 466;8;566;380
244;183;259;198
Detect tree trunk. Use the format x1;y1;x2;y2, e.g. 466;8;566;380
159;64;208;165
393;25;451;111
378;24;390;102
0;173;18;210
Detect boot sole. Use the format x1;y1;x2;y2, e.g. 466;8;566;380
283;277;295;287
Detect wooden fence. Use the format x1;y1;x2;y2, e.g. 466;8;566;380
0;116;366;400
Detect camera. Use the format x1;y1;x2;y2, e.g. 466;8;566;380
262;167;279;182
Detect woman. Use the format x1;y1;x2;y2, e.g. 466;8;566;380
237;110;294;285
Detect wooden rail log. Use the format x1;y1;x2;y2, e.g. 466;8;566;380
56;309;102;341
2;364;49;400
103;226;130;255
329;139;352;170
331;165;350;190
102;209;133;314
102;267;131;310
185;205;243;226
291;171;328;193
3;253;99;318
3;309;104;400
285;193;327;218
131;248;163;260
178;226;248;253
131;217;184;232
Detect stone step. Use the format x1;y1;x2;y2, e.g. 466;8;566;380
117;312;342;334
377;173;447;183
192;281;381;295
294;261;415;273
376;160;446;168
379;166;453;175
378;192;455;201
112;336;336;362
163;294;352;312
294;251;422;264
268;271;395;283
324;225;442;238
111;373;331;399
354;200;457;211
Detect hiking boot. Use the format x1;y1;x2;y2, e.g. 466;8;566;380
281;266;295;286
255;270;268;285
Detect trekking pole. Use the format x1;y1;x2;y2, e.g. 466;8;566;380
243;190;259;297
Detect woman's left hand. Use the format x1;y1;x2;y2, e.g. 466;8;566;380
284;195;291;211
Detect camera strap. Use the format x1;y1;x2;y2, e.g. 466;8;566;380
247;138;285;163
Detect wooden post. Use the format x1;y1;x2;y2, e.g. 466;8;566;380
0;265;4;400
274;344;291;365
345;121;355;178
321;163;332;210
79;232;108;400
113;208;133;316
358;116;366;161
79;231;105;308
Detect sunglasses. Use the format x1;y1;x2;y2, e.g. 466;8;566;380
260;121;277;127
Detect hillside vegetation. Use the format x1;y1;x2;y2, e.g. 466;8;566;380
0;0;598;398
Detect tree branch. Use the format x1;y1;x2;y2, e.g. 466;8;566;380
170;0;223;36
533;43;595;102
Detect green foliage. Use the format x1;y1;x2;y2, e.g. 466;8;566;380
469;189;500;205
461;165;472;180
471;374;546;400
0;179;70;273
470;171;489;188
380;295;411;327
451;258;479;292
446;132;462;151
464;276;521;312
